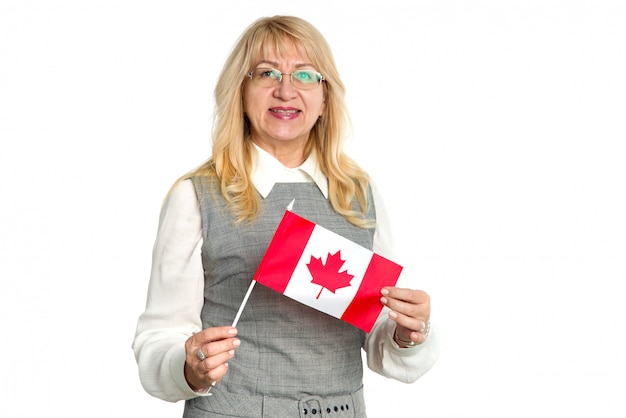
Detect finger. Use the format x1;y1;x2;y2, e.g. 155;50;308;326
396;327;428;345
196;338;241;361
203;361;231;389
388;309;425;333
199;348;236;373
382;287;429;304
381;295;429;323
381;288;430;320
195;326;238;345
383;296;423;319
191;340;239;387
185;358;228;392
189;327;238;361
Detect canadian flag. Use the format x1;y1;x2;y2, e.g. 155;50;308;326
253;208;403;333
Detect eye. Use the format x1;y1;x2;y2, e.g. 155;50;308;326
293;70;317;83
258;69;281;79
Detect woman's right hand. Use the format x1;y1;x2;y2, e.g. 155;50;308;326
184;326;240;392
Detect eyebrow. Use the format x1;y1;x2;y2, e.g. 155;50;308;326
255;60;315;69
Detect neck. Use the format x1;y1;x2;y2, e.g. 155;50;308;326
251;139;306;168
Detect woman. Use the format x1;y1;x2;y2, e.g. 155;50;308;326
133;15;439;418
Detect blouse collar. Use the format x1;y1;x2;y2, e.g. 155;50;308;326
251;143;329;199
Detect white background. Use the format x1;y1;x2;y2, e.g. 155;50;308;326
1;1;625;417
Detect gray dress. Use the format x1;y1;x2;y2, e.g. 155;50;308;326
184;178;376;418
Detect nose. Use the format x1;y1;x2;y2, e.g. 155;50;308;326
273;76;298;100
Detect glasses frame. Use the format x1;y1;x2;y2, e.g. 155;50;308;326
246;67;325;90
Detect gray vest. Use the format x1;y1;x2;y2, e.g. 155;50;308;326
184;178;376;418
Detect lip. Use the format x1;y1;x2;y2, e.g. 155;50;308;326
269;107;301;120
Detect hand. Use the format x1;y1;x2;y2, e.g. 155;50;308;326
380;287;431;346
184;326;240;392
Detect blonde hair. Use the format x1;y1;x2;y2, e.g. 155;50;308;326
179;15;373;227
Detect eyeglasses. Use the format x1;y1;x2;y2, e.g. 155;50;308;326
246;68;325;90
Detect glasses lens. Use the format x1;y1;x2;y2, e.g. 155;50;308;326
292;70;322;89
249;68;323;90
252;68;281;87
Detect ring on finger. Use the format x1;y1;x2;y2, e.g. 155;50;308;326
197;348;206;361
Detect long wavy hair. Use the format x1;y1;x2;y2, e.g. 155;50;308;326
179;15;373;227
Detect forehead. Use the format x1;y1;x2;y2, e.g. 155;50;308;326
253;38;314;66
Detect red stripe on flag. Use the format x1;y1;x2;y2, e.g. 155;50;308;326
340;253;403;333
253;211;315;293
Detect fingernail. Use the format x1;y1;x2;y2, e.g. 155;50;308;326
380;297;388;305
381;288;389;295
388;311;398;320
419;321;426;334
228;328;238;335
233;339;241;347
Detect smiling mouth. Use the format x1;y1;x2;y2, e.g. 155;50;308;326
270;108;300;114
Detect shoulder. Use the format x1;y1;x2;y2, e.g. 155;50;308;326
163;178;199;214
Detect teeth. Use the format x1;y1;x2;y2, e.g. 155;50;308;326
271;109;298;114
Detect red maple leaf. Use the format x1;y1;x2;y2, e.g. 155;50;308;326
307;250;354;299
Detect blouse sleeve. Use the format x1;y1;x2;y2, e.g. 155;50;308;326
363;180;440;382
132;179;205;402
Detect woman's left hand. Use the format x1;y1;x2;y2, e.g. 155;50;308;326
380;286;431;346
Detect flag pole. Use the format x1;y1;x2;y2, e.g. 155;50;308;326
231;199;295;328
231;280;255;327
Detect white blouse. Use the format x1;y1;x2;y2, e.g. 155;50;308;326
132;145;439;402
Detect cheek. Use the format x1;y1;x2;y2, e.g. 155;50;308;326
242;86;261;115
317;89;327;115
242;88;251;115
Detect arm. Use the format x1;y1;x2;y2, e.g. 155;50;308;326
132;179;205;402
363;180;440;382
365;310;439;383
